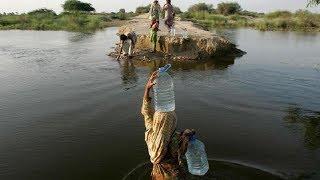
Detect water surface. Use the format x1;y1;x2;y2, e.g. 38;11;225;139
0;28;319;179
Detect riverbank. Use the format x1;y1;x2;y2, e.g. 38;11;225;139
181;10;320;32
0;11;131;31
2;10;319;33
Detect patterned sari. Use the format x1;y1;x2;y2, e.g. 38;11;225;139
141;99;188;179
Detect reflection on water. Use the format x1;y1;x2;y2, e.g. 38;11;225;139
284;106;320;150
123;160;283;180
68;32;94;42
132;56;235;72
118;59;138;90
211;28;239;45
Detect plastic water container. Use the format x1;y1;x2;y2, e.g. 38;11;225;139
170;28;176;36
185;135;209;176
182;29;188;39
154;64;175;112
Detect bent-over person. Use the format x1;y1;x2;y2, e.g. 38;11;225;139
117;31;137;60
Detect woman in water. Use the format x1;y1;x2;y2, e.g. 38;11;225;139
141;71;195;179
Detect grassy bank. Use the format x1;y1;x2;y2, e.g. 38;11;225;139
181;10;320;32
0;11;134;31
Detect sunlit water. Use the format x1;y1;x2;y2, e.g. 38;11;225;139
0;28;319;179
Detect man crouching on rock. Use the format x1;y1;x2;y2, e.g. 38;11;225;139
117;31;137;60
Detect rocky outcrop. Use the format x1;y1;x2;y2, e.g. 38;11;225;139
135;34;242;60
111;14;244;61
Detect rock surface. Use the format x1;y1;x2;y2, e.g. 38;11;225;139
111;14;244;61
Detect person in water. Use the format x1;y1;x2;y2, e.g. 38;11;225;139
117;31;137;60
149;0;161;52
163;0;175;34
142;71;195;179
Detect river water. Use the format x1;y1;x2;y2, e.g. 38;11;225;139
0;28;319;179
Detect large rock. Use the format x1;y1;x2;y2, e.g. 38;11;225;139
135;34;240;60
112;14;244;61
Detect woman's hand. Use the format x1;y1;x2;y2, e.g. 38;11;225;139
146;71;158;90
144;71;158;101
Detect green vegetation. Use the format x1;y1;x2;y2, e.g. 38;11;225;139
217;2;242;15
62;0;95;12
188;3;214;13
0;0;134;31
0;1;319;32
181;2;320;32
256;10;320;31
308;0;320;6
135;5;151;14
0;9;133;31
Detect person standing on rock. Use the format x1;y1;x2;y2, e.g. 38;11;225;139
117;31;137;60
163;0;175;35
149;0;161;25
149;0;161;52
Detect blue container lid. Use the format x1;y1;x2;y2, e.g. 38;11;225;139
190;134;196;141
159;64;172;73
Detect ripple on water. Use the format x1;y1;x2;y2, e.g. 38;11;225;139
123;160;284;180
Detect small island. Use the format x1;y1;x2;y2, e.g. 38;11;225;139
109;14;245;61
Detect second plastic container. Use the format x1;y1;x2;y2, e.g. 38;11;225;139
185;135;209;176
154;64;175;112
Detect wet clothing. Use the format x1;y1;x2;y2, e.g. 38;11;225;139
149;2;161;21
141;98;177;164
163;3;175;29
141;98;187;179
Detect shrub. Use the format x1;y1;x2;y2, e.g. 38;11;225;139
109;12;128;20
188;3;214;13
135;5;151;14
229;14;243;21
238;10;263;18
274;19;293;29
62;0;95;12
308;0;320;6
265;11;292;19
119;9;126;14
217;2;242;16
173;6;182;14
191;11;209;20
180;12;192;20
27;9;57;16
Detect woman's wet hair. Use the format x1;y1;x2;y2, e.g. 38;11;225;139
166;0;171;4
120;34;128;41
